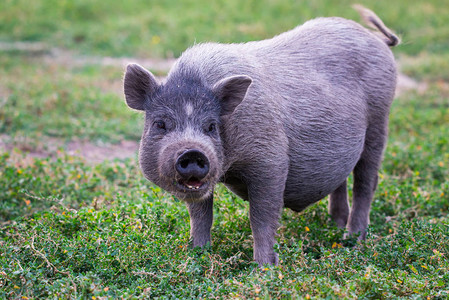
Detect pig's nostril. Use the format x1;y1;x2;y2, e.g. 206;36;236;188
175;149;210;180
197;158;205;168
180;159;189;169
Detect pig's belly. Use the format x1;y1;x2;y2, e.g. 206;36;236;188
282;133;365;212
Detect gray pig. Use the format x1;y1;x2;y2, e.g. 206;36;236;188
124;6;399;265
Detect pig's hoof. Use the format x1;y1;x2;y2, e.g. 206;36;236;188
188;238;211;249
332;217;348;229
343;230;367;241
255;253;279;266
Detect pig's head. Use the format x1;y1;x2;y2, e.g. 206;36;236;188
124;63;252;202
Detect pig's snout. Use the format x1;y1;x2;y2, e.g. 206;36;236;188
175;149;210;183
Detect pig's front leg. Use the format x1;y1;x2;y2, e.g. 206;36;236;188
186;194;214;248
248;180;285;266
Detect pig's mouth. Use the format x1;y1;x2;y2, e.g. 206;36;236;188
176;177;208;192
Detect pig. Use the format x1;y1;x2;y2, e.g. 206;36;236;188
124;6;399;265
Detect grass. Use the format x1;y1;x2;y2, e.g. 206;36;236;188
1;0;449;58
1;0;449;298
0;57;142;144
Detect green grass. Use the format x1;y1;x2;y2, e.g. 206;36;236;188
0;57;142;144
1;135;448;298
1;0;449;298
1;0;449;57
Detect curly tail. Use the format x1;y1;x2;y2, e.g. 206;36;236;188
353;4;400;47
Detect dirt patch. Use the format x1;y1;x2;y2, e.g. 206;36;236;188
46;48;176;74
0;134;138;163
396;72;428;97
66;140;138;163
0;41;175;74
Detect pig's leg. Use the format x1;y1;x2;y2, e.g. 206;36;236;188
247;177;286;266
329;179;349;228
347;125;386;240
186;194;213;247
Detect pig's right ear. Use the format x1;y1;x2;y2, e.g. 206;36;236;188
124;63;159;111
212;75;252;116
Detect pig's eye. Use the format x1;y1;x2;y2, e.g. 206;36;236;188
207;123;216;133
153;120;166;131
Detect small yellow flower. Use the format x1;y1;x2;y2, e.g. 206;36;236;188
151;35;161;45
438;161;444;167
17;169;22;174
397;279;402;283
77;174;81;179
305;226;310;232
14;285;20;289
306;294;311;299
332;242;342;249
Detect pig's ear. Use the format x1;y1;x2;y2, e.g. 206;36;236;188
212;75;252;116
124;63;159;111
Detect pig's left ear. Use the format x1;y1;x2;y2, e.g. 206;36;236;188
124;63;159;111
212;75;252;116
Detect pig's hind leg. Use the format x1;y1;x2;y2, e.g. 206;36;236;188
346;122;387;240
